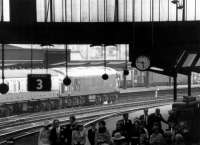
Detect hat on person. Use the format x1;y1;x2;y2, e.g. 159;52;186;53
43;120;51;127
175;133;184;143
112;132;125;141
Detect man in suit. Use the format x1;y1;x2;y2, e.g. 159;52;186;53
119;113;132;142
140;108;150;131
61;115;78;145
49;119;61;145
148;108;168;134
88;123;97;145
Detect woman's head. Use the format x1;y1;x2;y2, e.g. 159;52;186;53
175;133;184;143
77;124;84;131
116;122;122;130
134;119;140;127
53;119;59;128
70;115;76;124
98;120;106;128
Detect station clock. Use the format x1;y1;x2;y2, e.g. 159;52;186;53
135;55;151;71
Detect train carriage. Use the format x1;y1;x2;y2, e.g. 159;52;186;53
0;67;119;116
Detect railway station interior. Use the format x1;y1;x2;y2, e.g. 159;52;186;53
1;0;200;145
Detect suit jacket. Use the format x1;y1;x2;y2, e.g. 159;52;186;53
49;127;61;145
88;128;96;145
148;113;167;129
118;119;132;139
140;114;150;128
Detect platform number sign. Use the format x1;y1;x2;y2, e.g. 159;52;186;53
27;74;51;91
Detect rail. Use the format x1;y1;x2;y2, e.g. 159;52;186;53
1;86;199;129
0;96;172;129
0;98;174;145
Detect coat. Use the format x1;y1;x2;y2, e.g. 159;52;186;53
95;128;111;145
49;127;61;145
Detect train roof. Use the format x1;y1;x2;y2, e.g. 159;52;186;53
52;67;118;77
0;67;117;79
0;69;59;79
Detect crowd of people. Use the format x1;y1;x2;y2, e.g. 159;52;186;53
38;108;189;145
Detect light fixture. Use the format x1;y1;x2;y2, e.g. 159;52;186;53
123;45;129;76
0;44;9;94
171;0;179;4
101;44;109;80
150;67;164;72
63;44;71;86
63;76;71;86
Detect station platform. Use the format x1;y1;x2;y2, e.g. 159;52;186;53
119;84;200;93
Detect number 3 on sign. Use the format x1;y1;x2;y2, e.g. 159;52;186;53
36;79;43;90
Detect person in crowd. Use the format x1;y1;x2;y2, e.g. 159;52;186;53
112;121;129;144
174;133;185;145
119;113;132;141
149;125;166;145
72;124;86;145
61;115;78;145
131;119;141;145
112;132;127;145
112;121;125;137
139;126;149;145
49;119;61;145
148;108;167;134
88;123;97;145
167;110;177;132
175;122;189;145
38;121;51;145
140;108;150;131
163;131;173;145
95;120;111;145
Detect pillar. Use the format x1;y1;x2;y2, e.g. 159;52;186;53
173;74;177;102
123;73;127;89
188;72;191;96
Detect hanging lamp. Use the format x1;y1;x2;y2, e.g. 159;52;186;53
0;1;8;94
102;44;109;80
63;45;71;86
123;45;129;76
171;0;179;4
0;44;9;94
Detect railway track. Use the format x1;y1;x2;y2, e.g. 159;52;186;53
0;86;199;127
0;97;174;145
0;95;172;129
0;97;175;139
0;90;199;130
0;89;199;144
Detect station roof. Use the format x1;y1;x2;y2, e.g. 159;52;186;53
1;21;200;75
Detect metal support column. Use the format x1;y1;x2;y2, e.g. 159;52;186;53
188;72;191;96
123;73;127;89
145;71;149;87
173;74;177;101
131;70;134;87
